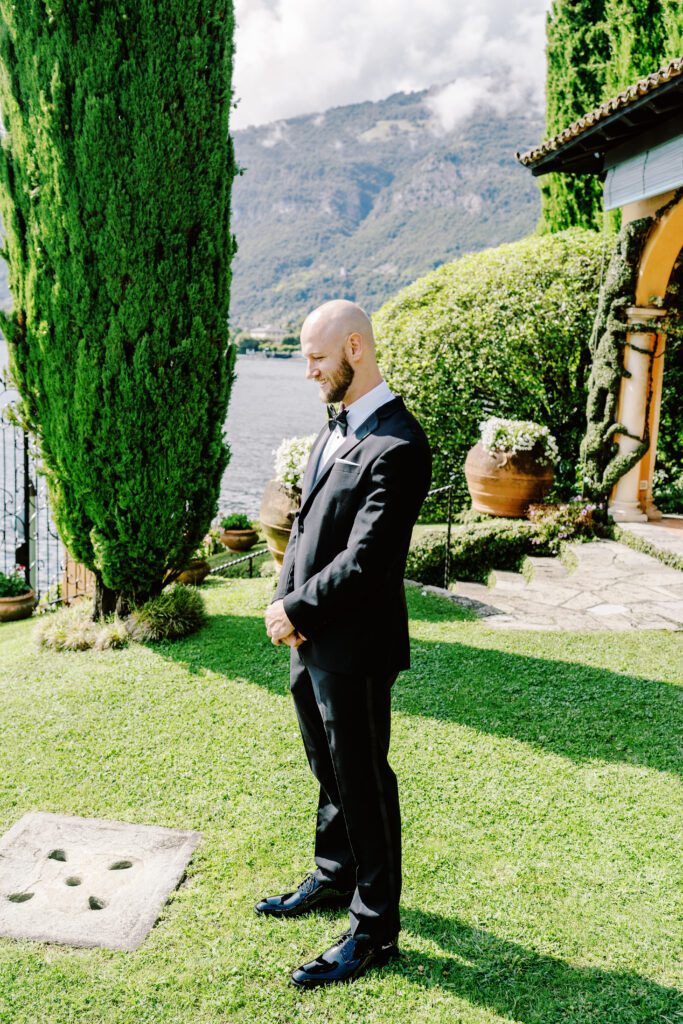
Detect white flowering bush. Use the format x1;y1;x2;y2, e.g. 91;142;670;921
273;433;317;493
479;417;559;466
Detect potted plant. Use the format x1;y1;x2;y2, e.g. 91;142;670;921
0;565;36;623
220;513;259;552
464;417;558;517
260;433;316;566
167;528;224;587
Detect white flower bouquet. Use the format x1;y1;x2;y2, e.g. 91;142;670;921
478;417;559;466
273;433;317;493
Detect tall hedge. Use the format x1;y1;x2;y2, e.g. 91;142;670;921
0;2;236;617
373;229;606;514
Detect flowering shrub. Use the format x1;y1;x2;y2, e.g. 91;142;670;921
273;434;317;493
479;417;559;467
0;566;31;598
192;527;223;560
527;500;599;553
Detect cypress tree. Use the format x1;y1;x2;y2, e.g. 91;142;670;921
604;0;666;96
541;0;609;233
0;2;237;618
661;0;683;58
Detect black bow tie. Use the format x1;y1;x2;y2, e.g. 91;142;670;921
327;406;349;435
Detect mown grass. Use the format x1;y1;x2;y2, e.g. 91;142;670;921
0;576;681;1024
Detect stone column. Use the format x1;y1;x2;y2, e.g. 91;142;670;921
608;306;666;522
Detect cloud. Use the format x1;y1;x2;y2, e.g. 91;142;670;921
232;0;551;130
425;10;548;132
260;121;289;148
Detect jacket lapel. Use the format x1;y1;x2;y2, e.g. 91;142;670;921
300;423;329;504
299;397;405;516
299;395;404;515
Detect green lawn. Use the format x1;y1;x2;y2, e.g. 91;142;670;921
0;576;681;1024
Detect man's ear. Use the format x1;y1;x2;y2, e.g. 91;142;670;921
348;331;363;359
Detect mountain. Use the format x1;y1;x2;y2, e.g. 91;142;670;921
231;88;544;331
0;89;545;332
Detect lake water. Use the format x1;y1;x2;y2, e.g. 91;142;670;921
221;353;325;516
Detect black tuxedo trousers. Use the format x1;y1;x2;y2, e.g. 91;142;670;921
290;644;401;943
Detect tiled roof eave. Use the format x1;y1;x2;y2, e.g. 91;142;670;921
517;55;683;169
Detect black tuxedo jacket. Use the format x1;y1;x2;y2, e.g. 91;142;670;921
270;394;432;675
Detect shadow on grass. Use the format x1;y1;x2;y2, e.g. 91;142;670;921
151;599;682;776
396;907;682;1024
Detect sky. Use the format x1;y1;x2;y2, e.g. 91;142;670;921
231;0;552;132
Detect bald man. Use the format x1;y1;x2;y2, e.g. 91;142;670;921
259;300;432;988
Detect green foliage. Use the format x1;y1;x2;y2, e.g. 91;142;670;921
405;530;451;586
604;0;683;95
653;472;683;513
0;566;30;597
406;518;542;586
220;513;253;530
527;499;604;554
579;205;683;504
127;582;207;642
479;416;559;465
542;0;609;232
0;2;237;609
407;503;608;585
579;217;653;500
374;229;606;511
192;526;224;559
653;255;683;502
541;0;683;232
612;522;683;571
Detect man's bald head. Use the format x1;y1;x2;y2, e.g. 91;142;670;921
300;299;382;406
301;299;375;354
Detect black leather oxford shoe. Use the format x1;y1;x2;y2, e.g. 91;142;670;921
290;929;399;988
254;872;354;918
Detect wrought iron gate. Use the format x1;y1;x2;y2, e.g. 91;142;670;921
1;372;64;607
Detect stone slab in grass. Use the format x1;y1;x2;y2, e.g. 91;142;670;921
0;811;201;950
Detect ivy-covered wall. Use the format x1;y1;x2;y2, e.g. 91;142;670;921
580;192;683;504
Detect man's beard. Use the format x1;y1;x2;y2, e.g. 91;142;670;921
322;353;354;404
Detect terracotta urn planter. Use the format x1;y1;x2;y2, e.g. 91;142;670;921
0;588;36;623
464;442;554;518
176;558;211;586
259;478;300;567
220;528;259;552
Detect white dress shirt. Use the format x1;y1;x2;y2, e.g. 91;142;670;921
312;379;396;485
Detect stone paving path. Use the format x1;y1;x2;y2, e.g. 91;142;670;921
413;538;683;631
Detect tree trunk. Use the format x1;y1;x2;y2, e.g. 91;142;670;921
93;578;132;621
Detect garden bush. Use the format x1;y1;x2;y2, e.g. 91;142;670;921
126;584;207;642
406;518;542;586
34;600;129;651
374;228;607;519
406;499;609;586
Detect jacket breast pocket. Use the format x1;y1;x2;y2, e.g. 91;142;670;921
330;461;362;484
